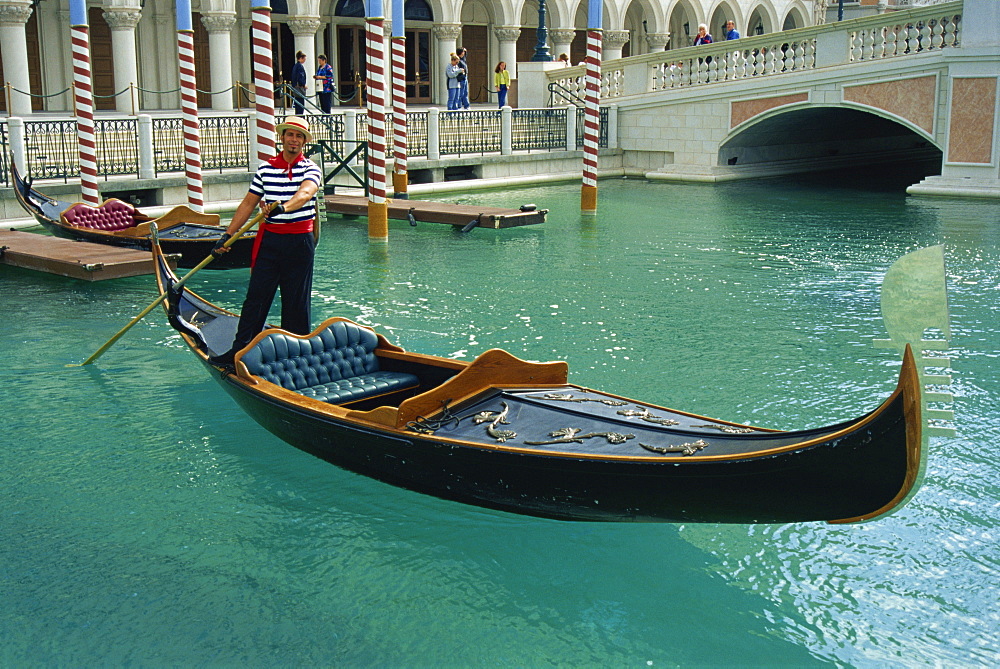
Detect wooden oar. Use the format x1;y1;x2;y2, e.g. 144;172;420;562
75;210;266;367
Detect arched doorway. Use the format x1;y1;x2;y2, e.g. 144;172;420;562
335;0;434;105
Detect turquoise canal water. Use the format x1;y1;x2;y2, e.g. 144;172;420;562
2;174;998;666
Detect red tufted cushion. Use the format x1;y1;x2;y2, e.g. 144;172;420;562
63;200;137;231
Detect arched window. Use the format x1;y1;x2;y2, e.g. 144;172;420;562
335;0;432;20
334;0;364;17
405;0;433;21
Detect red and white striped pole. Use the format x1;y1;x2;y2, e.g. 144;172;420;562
390;0;408;199
69;0;100;206
581;0;603;214
366;0;389;238
251;0;276;161
177;0;204;212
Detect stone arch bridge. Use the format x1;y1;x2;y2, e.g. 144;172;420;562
537;0;998;198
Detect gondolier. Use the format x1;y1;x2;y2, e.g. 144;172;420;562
209;116;322;365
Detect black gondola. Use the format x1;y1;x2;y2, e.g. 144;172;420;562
152;233;923;524
10;162;255;269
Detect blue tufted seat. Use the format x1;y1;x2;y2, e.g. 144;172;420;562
237;319;420;405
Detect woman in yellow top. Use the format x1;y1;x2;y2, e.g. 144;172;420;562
494;61;510;108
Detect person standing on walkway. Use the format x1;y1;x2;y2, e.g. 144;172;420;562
725;20;740;40
456;46;471;109
494;61;510;109
314;54;335;113
694;24;713;45
208;117;322;366
446;53;464;110
291;51;308;114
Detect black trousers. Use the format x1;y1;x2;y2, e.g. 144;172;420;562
318;92;332;114
232;231;315;351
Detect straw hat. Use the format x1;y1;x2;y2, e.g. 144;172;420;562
275;116;313;144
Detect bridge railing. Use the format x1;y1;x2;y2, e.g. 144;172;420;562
548;1;962;100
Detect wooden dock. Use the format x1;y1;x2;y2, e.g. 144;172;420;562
0;230;176;281
324;195;547;229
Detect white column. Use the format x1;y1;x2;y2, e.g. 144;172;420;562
137;114;154;178
102;5;142;113
501;105;512;155
564;102;576;151
0;1;34;117
427;107;440;160
645;32;669;52
8;116;26;172
603;30;629;61
289;17;321;61
289;17;321;112
550;28;575;63
202;13;237;111
494;26;520;79
432;23;462;106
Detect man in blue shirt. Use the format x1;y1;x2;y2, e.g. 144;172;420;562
456;46;470;110
290;51;307;114
725;20;740;40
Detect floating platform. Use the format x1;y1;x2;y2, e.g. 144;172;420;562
0;230;177;281
324;195;547;229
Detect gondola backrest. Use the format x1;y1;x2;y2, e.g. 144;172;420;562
239;320;382;391
61;199;137;231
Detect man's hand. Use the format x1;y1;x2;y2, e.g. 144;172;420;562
261;202;286;221
210;232;232;258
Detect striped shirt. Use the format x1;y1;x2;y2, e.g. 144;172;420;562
249;155;322;225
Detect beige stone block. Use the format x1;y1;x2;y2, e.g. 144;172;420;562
947;77;997;165
844;75;936;134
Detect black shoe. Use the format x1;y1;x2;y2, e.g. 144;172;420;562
207;350;235;366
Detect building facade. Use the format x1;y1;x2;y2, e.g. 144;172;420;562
0;0;928;115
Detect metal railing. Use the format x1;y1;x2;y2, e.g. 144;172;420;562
548;81;585;108
440;110;502;155
512;108;567;152
4;105;611;188
23;119;78;181
575;107;608;150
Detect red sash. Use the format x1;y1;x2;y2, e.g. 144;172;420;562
251;219;314;267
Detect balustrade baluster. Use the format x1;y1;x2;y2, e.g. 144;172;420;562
932;19;944;50
872;27;885;59
944;15;958;47
764;47;775;76
905;24;917;55
863;30;875;61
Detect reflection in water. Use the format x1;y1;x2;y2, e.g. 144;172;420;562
875;245;955;437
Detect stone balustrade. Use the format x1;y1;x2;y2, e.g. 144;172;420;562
547;1;963;103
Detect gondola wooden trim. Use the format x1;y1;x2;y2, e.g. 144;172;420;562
391;348;569;429
827;343;923;524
